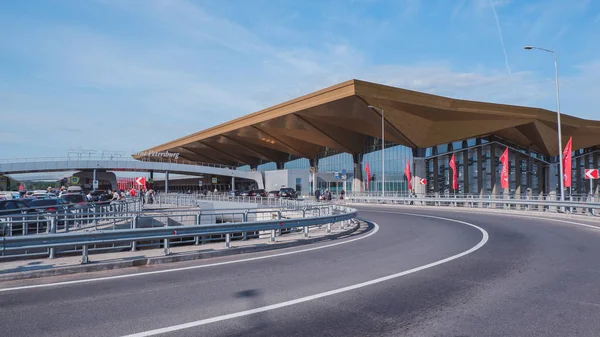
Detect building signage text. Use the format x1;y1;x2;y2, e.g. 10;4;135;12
133;151;180;159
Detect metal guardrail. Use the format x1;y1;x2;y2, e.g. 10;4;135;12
155;193;318;209
348;192;599;202
1;205;358;264
347;195;600;216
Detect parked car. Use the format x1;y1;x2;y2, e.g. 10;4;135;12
279;188;297;199
227;190;241;197
0;199;32;216
26;199;69;214
267;190;280;198
250;189;267;197
90;190;111;202
239;190;251;197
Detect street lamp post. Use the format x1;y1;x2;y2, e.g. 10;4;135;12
524;46;564;202
368;105;385;197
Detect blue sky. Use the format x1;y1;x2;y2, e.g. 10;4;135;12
1;0;599;159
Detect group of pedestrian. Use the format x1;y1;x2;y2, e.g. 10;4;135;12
314;189;334;202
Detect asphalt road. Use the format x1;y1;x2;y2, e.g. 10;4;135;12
2;206;600;337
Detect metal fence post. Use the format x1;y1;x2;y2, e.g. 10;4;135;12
48;216;57;259
194;211;201;245
131;215;138;251
225;233;231;248
243;210;249;240
163;238;170;255
81;245;89;264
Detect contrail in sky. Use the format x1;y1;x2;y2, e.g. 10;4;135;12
489;0;511;75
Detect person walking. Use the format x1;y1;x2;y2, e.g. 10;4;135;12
315;189;321;202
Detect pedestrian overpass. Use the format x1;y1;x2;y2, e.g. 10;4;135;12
0;156;263;189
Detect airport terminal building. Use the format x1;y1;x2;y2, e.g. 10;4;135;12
137;80;600;197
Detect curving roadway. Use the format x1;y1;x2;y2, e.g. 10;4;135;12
2;205;600;337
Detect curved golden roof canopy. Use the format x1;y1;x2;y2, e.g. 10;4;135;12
137;79;600;166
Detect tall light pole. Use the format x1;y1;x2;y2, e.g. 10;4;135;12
524;45;564;201
368;105;385;197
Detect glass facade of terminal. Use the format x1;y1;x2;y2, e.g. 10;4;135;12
238;135;600;196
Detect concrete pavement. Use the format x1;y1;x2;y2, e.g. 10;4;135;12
2;206;600;336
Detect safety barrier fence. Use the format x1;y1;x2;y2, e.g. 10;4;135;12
0;199;143;237
348;192;599;203
0;205;358;263
154;193;318;208
347;195;600;216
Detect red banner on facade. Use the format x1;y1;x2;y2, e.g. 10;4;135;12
563;137;572;188
404;159;412;190
365;163;371;189
500;147;509;189
449;154;458;190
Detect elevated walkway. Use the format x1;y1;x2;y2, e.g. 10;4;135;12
0;156;263;188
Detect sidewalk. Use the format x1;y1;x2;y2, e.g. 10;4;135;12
0;221;361;281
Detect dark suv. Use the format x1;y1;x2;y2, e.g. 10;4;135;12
279;188;297;199
0;200;31;216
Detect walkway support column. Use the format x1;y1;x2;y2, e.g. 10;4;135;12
490;143;497;196
92;169;97;192
412;148;426;197
231;176;235;191
165;171;169;194
352;154;363;193
310;159;318;196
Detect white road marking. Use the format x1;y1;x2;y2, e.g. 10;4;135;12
121;214;489;337
0;221;378;293
361;206;600;231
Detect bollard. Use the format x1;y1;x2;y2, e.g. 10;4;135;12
163;238;170;255
225;233;231;248
81;245;89;264
48;216;57;259
327;223;331;233
270;229;276;242
304;225;309;238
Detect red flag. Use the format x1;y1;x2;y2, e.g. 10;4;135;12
404;160;412;190
449;154;458;190
365;163;371;189
500;147;509;189
563;137;572;188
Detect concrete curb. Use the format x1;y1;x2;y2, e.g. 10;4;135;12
0;221;362;282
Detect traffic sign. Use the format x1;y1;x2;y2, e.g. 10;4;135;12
212;177;218;184
419;178;427;185
199;180;203;186
341;169;347;175
341;174;347;180
334;171;340;179
585;169;599;179
135;176;146;186
93;180;99;189
71;176;79;184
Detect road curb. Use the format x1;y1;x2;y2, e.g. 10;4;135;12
0;222;361;282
